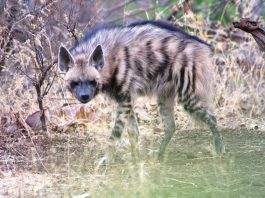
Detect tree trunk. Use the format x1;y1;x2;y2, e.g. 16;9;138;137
35;84;47;132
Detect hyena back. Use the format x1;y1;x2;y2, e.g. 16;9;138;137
58;21;225;159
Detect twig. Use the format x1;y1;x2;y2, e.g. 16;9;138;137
167;0;189;21
169;178;198;187
17;66;36;83
12;0;56;28
14;112;49;173
109;0;173;23
100;0;136;18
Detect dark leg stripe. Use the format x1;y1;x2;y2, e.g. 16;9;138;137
183;96;199;110
182;92;192;104
188;97;200;109
209;114;217;124
115;119;123;126
188;107;202;114
112;119;124;138
124;109;131;114
182;87;194;103
194;110;207;119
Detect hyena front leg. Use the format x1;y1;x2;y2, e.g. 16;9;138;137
110;105;126;140
183;98;225;154
127;109;140;158
108;98;140;160
106;102;127;163
157;96;176;160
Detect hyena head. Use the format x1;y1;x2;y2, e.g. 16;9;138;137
58;45;104;104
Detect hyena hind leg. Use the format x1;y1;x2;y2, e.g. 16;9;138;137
183;99;225;154
157;96;176;160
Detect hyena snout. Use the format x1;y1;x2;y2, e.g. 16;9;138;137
79;94;90;103
77;92;91;103
76;84;94;103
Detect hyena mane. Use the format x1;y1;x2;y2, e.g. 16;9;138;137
58;20;225;159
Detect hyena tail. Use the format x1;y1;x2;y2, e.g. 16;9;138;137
180;49;225;154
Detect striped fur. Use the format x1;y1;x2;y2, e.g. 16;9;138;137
58;20;225;159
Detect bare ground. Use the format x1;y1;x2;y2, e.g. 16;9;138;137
0;126;264;198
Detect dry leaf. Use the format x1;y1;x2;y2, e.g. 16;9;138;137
75;106;97;121
61;104;98;122
57;120;87;137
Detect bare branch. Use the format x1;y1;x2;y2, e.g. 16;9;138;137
12;0;56;29
109;0;173;23
99;0;136;18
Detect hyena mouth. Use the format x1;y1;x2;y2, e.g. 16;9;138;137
78;94;91;104
80;99;90;104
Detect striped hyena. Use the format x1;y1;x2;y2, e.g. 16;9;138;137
58;21;225;160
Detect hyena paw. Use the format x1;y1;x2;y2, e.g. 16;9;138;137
147;149;165;161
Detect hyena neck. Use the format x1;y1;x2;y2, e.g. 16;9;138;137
101;77;129;103
99;43;131;103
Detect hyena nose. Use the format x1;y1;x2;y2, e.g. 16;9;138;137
80;94;90;102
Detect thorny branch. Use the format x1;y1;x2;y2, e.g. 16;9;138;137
99;0;136;18
12;0;56;27
233;18;265;51
110;0;172;23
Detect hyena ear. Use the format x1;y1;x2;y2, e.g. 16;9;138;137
58;45;74;72
89;45;104;70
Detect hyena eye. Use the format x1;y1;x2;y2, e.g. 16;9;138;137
89;80;97;86
70;81;79;89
